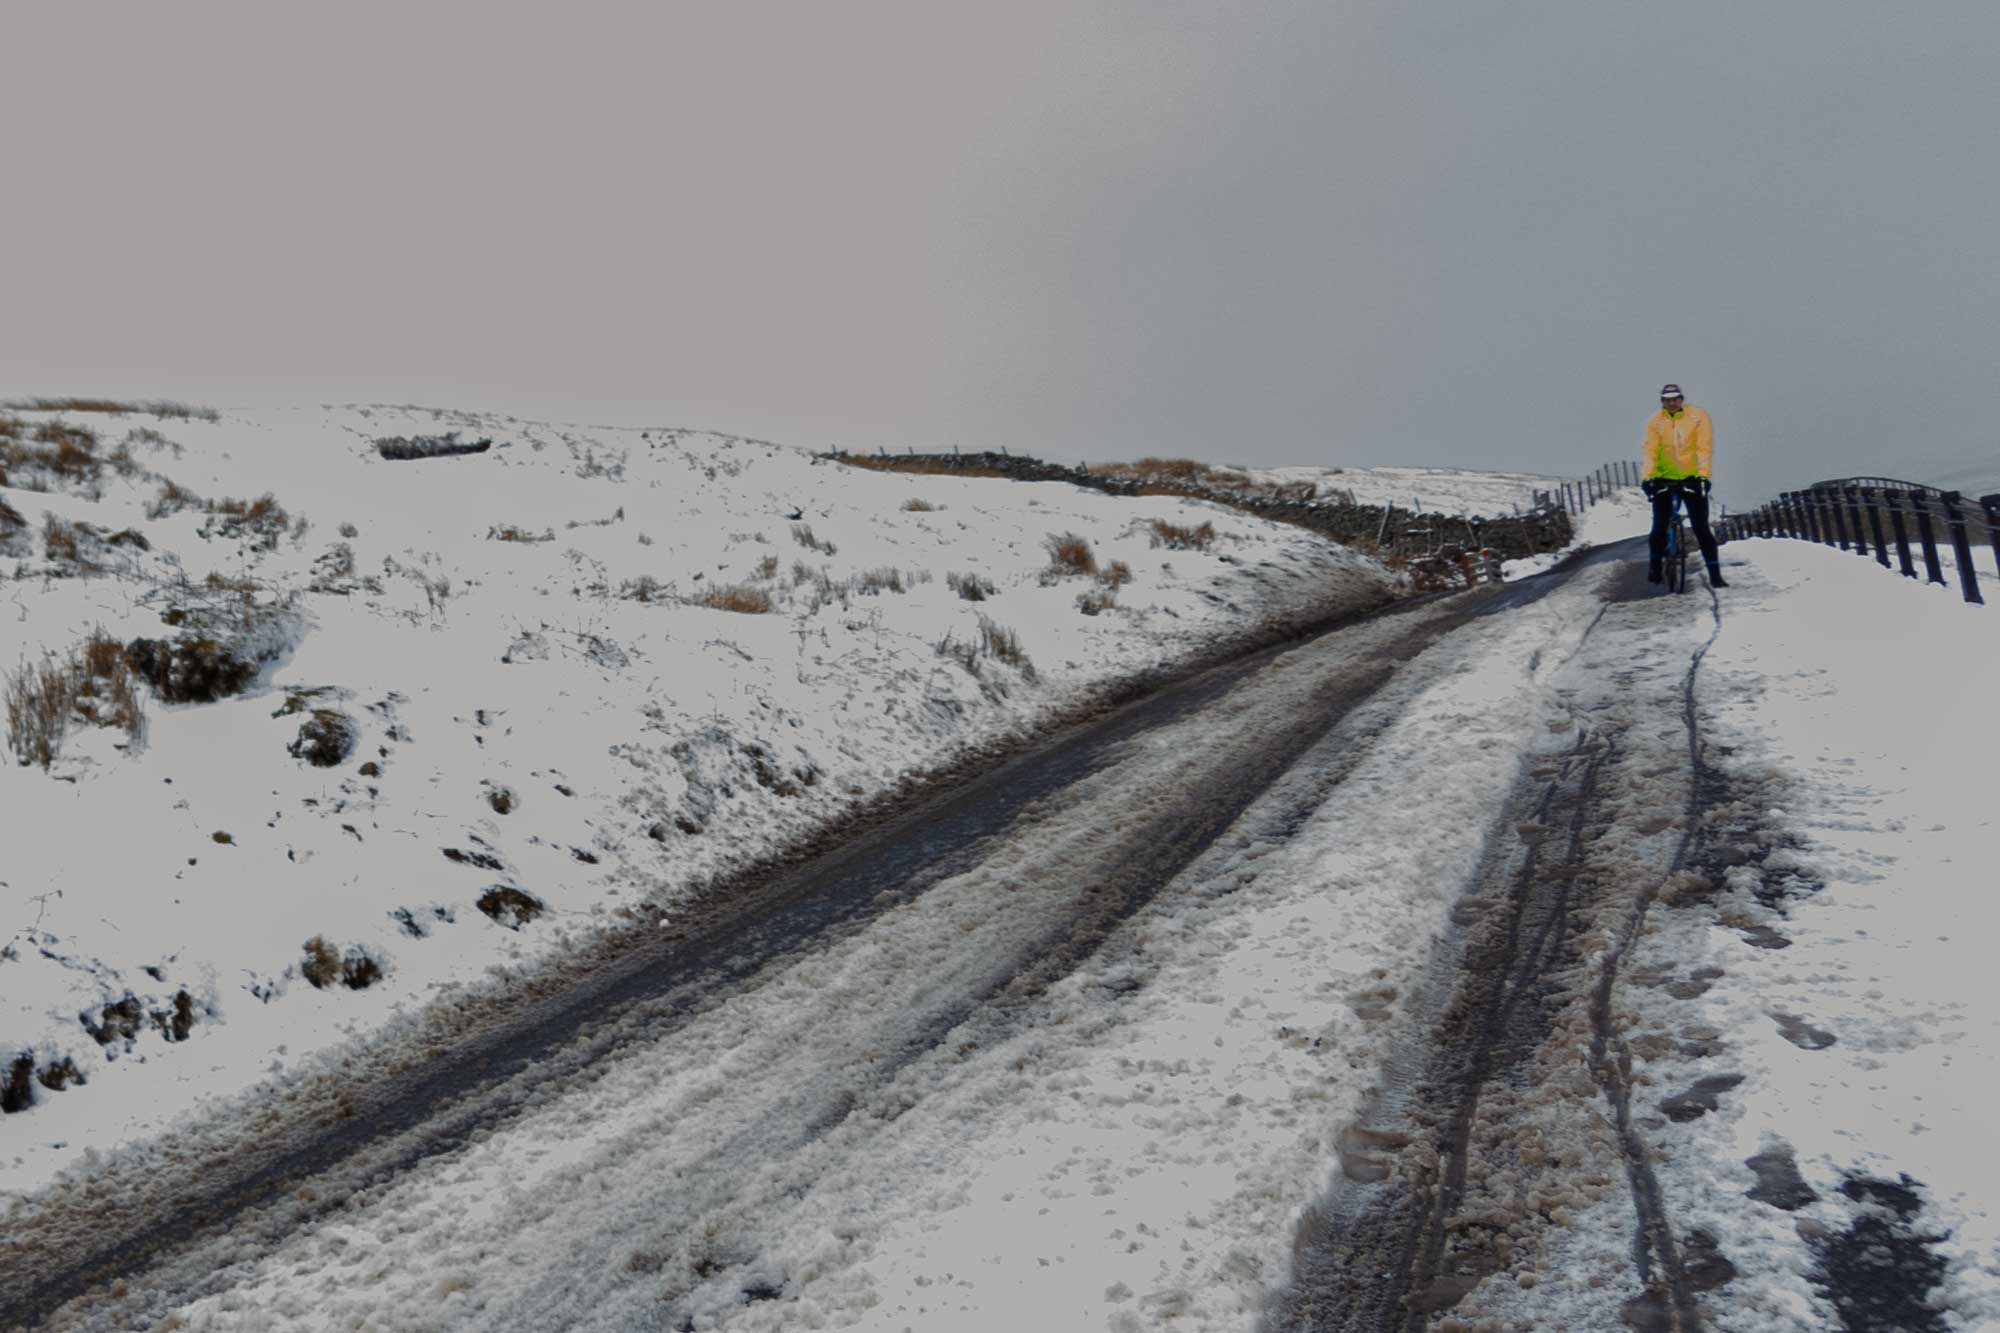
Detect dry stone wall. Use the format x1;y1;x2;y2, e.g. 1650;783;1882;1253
827;450;1574;560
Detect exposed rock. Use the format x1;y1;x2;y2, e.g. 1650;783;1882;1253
289;710;358;767
477;886;544;930
2;1054;34;1113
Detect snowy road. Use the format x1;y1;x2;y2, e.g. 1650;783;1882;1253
8;540;1760;1333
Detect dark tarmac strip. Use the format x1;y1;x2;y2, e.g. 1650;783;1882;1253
4;548;1625;1333
1266;546;1725;1333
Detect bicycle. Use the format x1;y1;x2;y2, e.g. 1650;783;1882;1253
1661;483;1690;594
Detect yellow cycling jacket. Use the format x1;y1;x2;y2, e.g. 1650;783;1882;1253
1642;404;1713;480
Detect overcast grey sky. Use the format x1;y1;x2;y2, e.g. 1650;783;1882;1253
6;2;1995;498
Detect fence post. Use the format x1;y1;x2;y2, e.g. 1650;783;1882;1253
1862;488;1892;569
1823;489;1848;549
1911;495;1947;585
1941;492;1983;605
1779;491;1800;539
1882;489;1918;579
1762;503;1776;539
1842;487;1871;557
1792;490;1812;540
1982;493;2000;580
1810;489;1833;545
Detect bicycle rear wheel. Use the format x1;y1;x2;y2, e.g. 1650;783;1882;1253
1665;520;1688;593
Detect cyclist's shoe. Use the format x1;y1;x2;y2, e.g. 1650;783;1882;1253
1647;558;1664;585
1706;563;1729;588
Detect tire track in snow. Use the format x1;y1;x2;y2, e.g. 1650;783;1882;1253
1582;576;1725;1331
1268;549;1734;1331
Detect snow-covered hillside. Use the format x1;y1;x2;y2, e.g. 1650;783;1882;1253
0;403;1396;1193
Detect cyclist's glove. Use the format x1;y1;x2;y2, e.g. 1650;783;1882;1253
1641;478;1659;498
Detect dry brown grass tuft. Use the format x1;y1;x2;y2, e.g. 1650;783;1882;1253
42;514;83;564
2;630;145;767
148;479;204;518
1149;519;1216;551
1;419;103;491
17;398;130;415
947;571;993;601
694;583;773;613
3;398;218;420
5;654;75;768
979;617;1036;678
902;498;936;511
622;575;668;603
1099;560;1133;589
791;523;837;556
855;567;905;595
1132;457;1213;480
205;493;292;550
81;629;123;679
487;524;554;543
300;936;342;989
213;493;288;526
1044;532;1097;577
123;425;180;455
1090;456;1232;486
1075;588;1117;616
31;419;100;448
72;630;145;743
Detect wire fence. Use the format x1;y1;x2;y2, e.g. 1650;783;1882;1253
1540;460;1644;515
1719;482;1998;607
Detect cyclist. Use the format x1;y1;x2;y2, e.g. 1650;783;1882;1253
1640;383;1727;588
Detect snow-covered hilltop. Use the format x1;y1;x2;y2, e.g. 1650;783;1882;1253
0;401;1403;1192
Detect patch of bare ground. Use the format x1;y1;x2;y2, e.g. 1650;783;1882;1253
693;583;773;613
